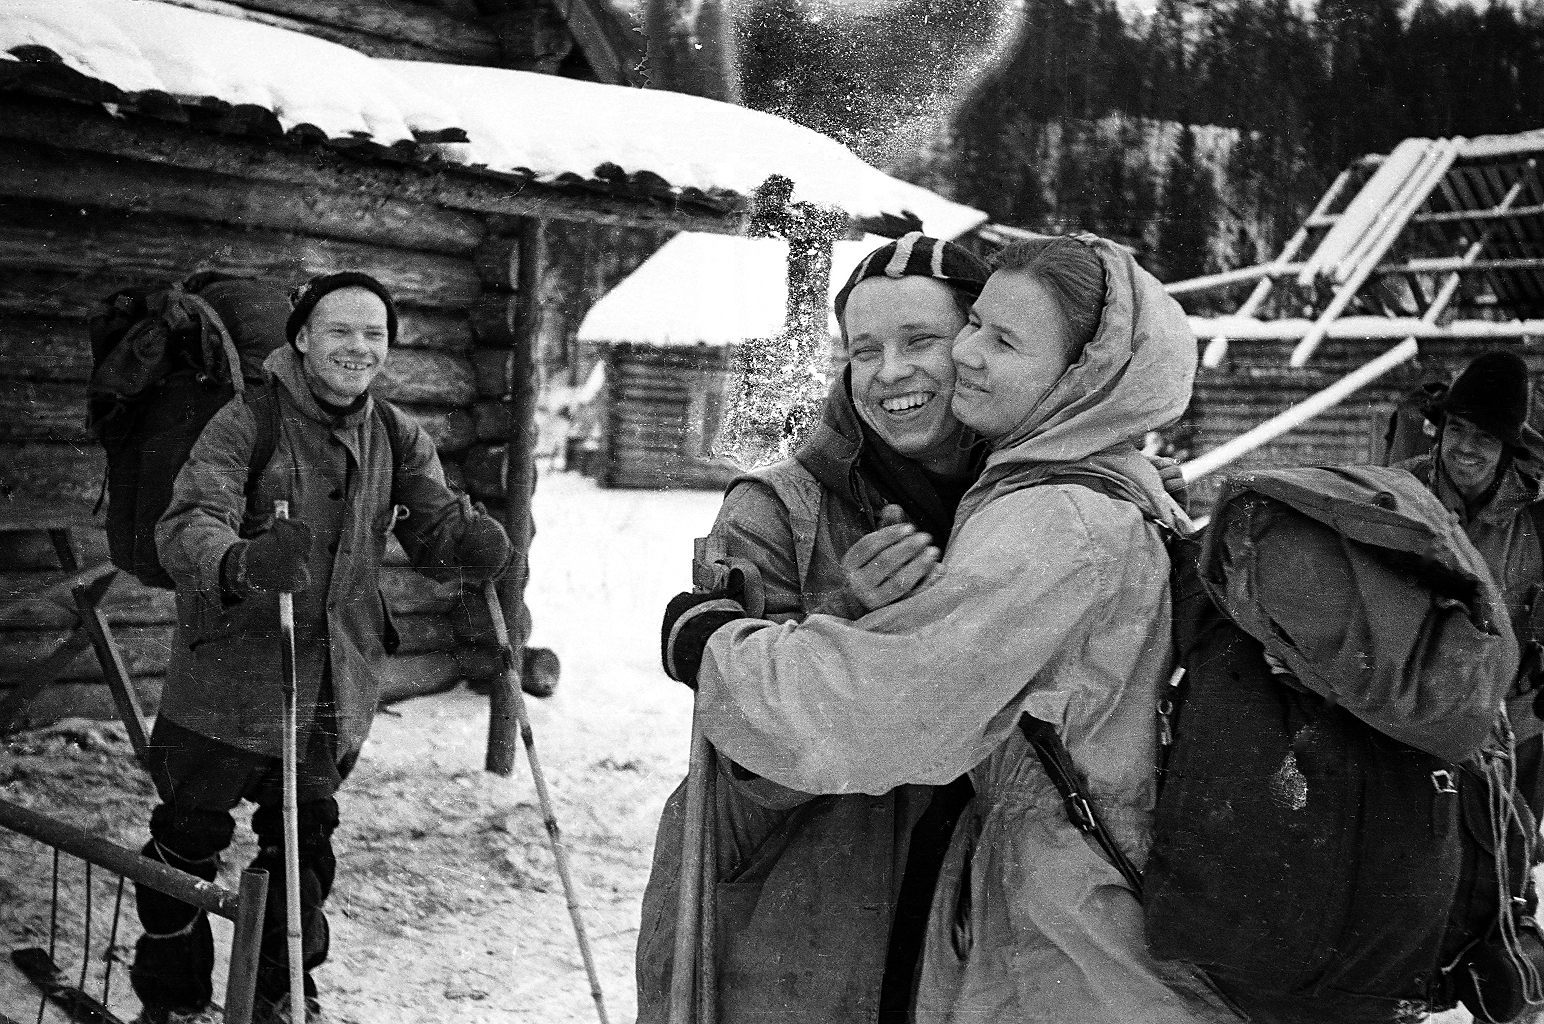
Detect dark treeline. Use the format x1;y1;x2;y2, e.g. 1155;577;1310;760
737;0;1544;281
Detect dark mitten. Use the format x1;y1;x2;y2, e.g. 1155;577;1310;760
235;518;314;594
662;591;746;688
456;514;514;584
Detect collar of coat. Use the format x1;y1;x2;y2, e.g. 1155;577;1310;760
264;345;375;429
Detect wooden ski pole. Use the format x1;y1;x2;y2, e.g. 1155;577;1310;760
273;500;306;1024
481;582;609;1024
669;718;713;1024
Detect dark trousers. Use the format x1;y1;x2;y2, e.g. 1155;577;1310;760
131;713;357;1012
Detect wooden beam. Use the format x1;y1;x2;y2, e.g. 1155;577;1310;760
154;0;502;64
0;95;746;234
0;205;483;311
0;315;93;382
0;141;487;256
73;575;151;761
376;349;479;407
0;379;90;443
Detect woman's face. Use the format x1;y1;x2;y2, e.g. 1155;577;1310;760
950;269;1079;441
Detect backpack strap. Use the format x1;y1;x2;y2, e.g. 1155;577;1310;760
372;397;408;504
245;384;282;502
1019;714;1147;897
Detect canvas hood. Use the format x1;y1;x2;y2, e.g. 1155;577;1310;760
960;237;1197;531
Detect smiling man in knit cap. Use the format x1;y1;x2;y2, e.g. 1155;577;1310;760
137;272;514;1024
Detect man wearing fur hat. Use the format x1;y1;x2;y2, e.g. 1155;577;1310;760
1403;350;1544;808
135;272;515;1024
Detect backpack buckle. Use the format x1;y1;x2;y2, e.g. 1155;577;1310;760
1431;769;1457;794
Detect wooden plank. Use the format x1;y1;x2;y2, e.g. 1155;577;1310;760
153;0;499;64
376;349;478;407
379;566;461;617
0;95;746;234
0;630;92;732
392;613;457;655
0;203;483;311
0;378;88;442
0;314;93;382
379;651;461;705
0;676;162;730
0;441;104;509
397;309;476;355
0;142;487;256
395;404;476;455
0;625;173;684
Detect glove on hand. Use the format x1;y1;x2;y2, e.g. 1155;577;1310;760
456;514;514;585
662;590;746;688
233;517;314;594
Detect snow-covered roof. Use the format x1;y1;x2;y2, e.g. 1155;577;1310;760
576;232;901;347
1;0;986;238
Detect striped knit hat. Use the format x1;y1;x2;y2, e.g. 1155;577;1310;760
833;232;992;321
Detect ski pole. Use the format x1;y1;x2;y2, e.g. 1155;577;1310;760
274;500;306;1024
482;582;609;1024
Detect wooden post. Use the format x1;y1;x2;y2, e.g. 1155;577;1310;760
473;219;544;777
73;575;150;761
224;868;269;1024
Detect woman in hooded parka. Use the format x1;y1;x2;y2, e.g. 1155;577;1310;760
663;234;1243;1023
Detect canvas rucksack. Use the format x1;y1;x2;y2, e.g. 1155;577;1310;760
1033;466;1542;1022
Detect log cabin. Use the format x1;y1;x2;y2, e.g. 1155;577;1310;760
0;0;982;726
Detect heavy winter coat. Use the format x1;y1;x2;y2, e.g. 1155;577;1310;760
693;238;1241;1024
156;345;475;759
639;372;976;1024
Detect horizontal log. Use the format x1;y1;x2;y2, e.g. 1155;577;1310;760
0;676;162;728
0;315;94;382
0;96;744;234
379;566;461;617
153;0;497;64
397;310;475;355
396;404;476;455
376;349;478;407
0;269;157;321
472;348;519;397
0;441;105;510
0;573;175;631
0;625;173;683
392;612;456;655
378;652;461;705
472;400;521;441
234;0;499;62
0;203;483;311
468;295;517;348
0;142;486;256
460;443;508;499
0;379;88;442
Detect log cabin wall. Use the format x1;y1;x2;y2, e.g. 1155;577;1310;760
1184;336;1544;508
599;344;739;490
0;102;546;723
168;0;580;74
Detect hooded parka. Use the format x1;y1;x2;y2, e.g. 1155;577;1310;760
692;238;1242;1024
156;345;478;760
638;376;971;1024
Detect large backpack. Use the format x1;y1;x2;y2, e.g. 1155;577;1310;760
87;273;291;588
1037;466;1542;1021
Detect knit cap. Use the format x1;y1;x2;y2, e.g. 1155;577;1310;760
833;233;991;321
286;271;398;349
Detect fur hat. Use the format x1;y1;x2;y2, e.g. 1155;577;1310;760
833;233;991;321
285;271;398;350
1434;351;1533;447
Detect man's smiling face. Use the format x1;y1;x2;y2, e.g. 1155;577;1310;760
296;287;390;405
842;275;969;473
